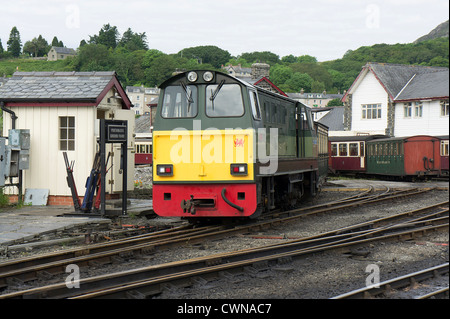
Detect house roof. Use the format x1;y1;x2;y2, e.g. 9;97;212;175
50;46;76;55
317;106;345;131
135;115;152;133
343;62;449;102
287;92;344;100
253;77;288;97
394;70;449;101
0;71;131;109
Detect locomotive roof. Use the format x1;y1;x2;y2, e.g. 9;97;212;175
158;70;305;107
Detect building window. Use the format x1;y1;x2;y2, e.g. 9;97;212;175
414;102;423;118
403;103;412;118
362;104;381;119
441;100;449;116
59;116;75;151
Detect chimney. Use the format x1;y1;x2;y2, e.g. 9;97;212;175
251;63;270;80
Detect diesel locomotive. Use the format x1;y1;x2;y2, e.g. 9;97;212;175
152;70;328;219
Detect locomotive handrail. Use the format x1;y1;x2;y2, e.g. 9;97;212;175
221;188;244;212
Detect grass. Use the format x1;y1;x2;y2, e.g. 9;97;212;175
0;58;73;76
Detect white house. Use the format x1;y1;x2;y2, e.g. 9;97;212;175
0;71;135;205
342;62;449;137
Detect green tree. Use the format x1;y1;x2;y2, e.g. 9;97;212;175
144;54;178;87
327;98;344;107
89;24;120;49
7;26;22;57
118;28;149;51
178;46;231;69
311;80;326;93
270;64;293;86
51;36;64;47
297;55;317;63
281;54;297;64
285;73;313;92
23;35;50;57
113;48;146;86
240;51;280;66
72;44;113;71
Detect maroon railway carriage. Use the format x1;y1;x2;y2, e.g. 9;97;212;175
328;135;386;174
438;135;449;177
135;139;152;165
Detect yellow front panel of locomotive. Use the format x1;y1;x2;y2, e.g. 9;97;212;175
153;129;254;182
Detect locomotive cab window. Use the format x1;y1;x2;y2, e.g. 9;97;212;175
161;85;198;118
206;83;244;117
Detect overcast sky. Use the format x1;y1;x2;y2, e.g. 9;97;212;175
1;0;449;62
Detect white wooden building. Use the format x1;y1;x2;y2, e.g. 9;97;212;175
342;62;449;137
0;71;135;205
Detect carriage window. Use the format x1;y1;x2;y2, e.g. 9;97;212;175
206;84;244;117
360;142;365;157
441;140;449;156
331;144;338;156
339;144;348;156
349;143;358;156
161;85;197;118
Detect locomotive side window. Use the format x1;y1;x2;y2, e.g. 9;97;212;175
161;85;198;118
264;102;270;122
206;84;244;117
249;90;261;120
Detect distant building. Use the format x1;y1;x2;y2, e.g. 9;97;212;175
126;85;160;115
222;64;252;78
47;46;77;61
288;90;344;108
342;62;449;137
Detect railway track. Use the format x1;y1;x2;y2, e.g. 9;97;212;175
1;197;447;299
0;186;426;292
332;263;449;299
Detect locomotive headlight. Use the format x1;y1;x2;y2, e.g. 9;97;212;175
187;71;198;82
203;71;214;82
